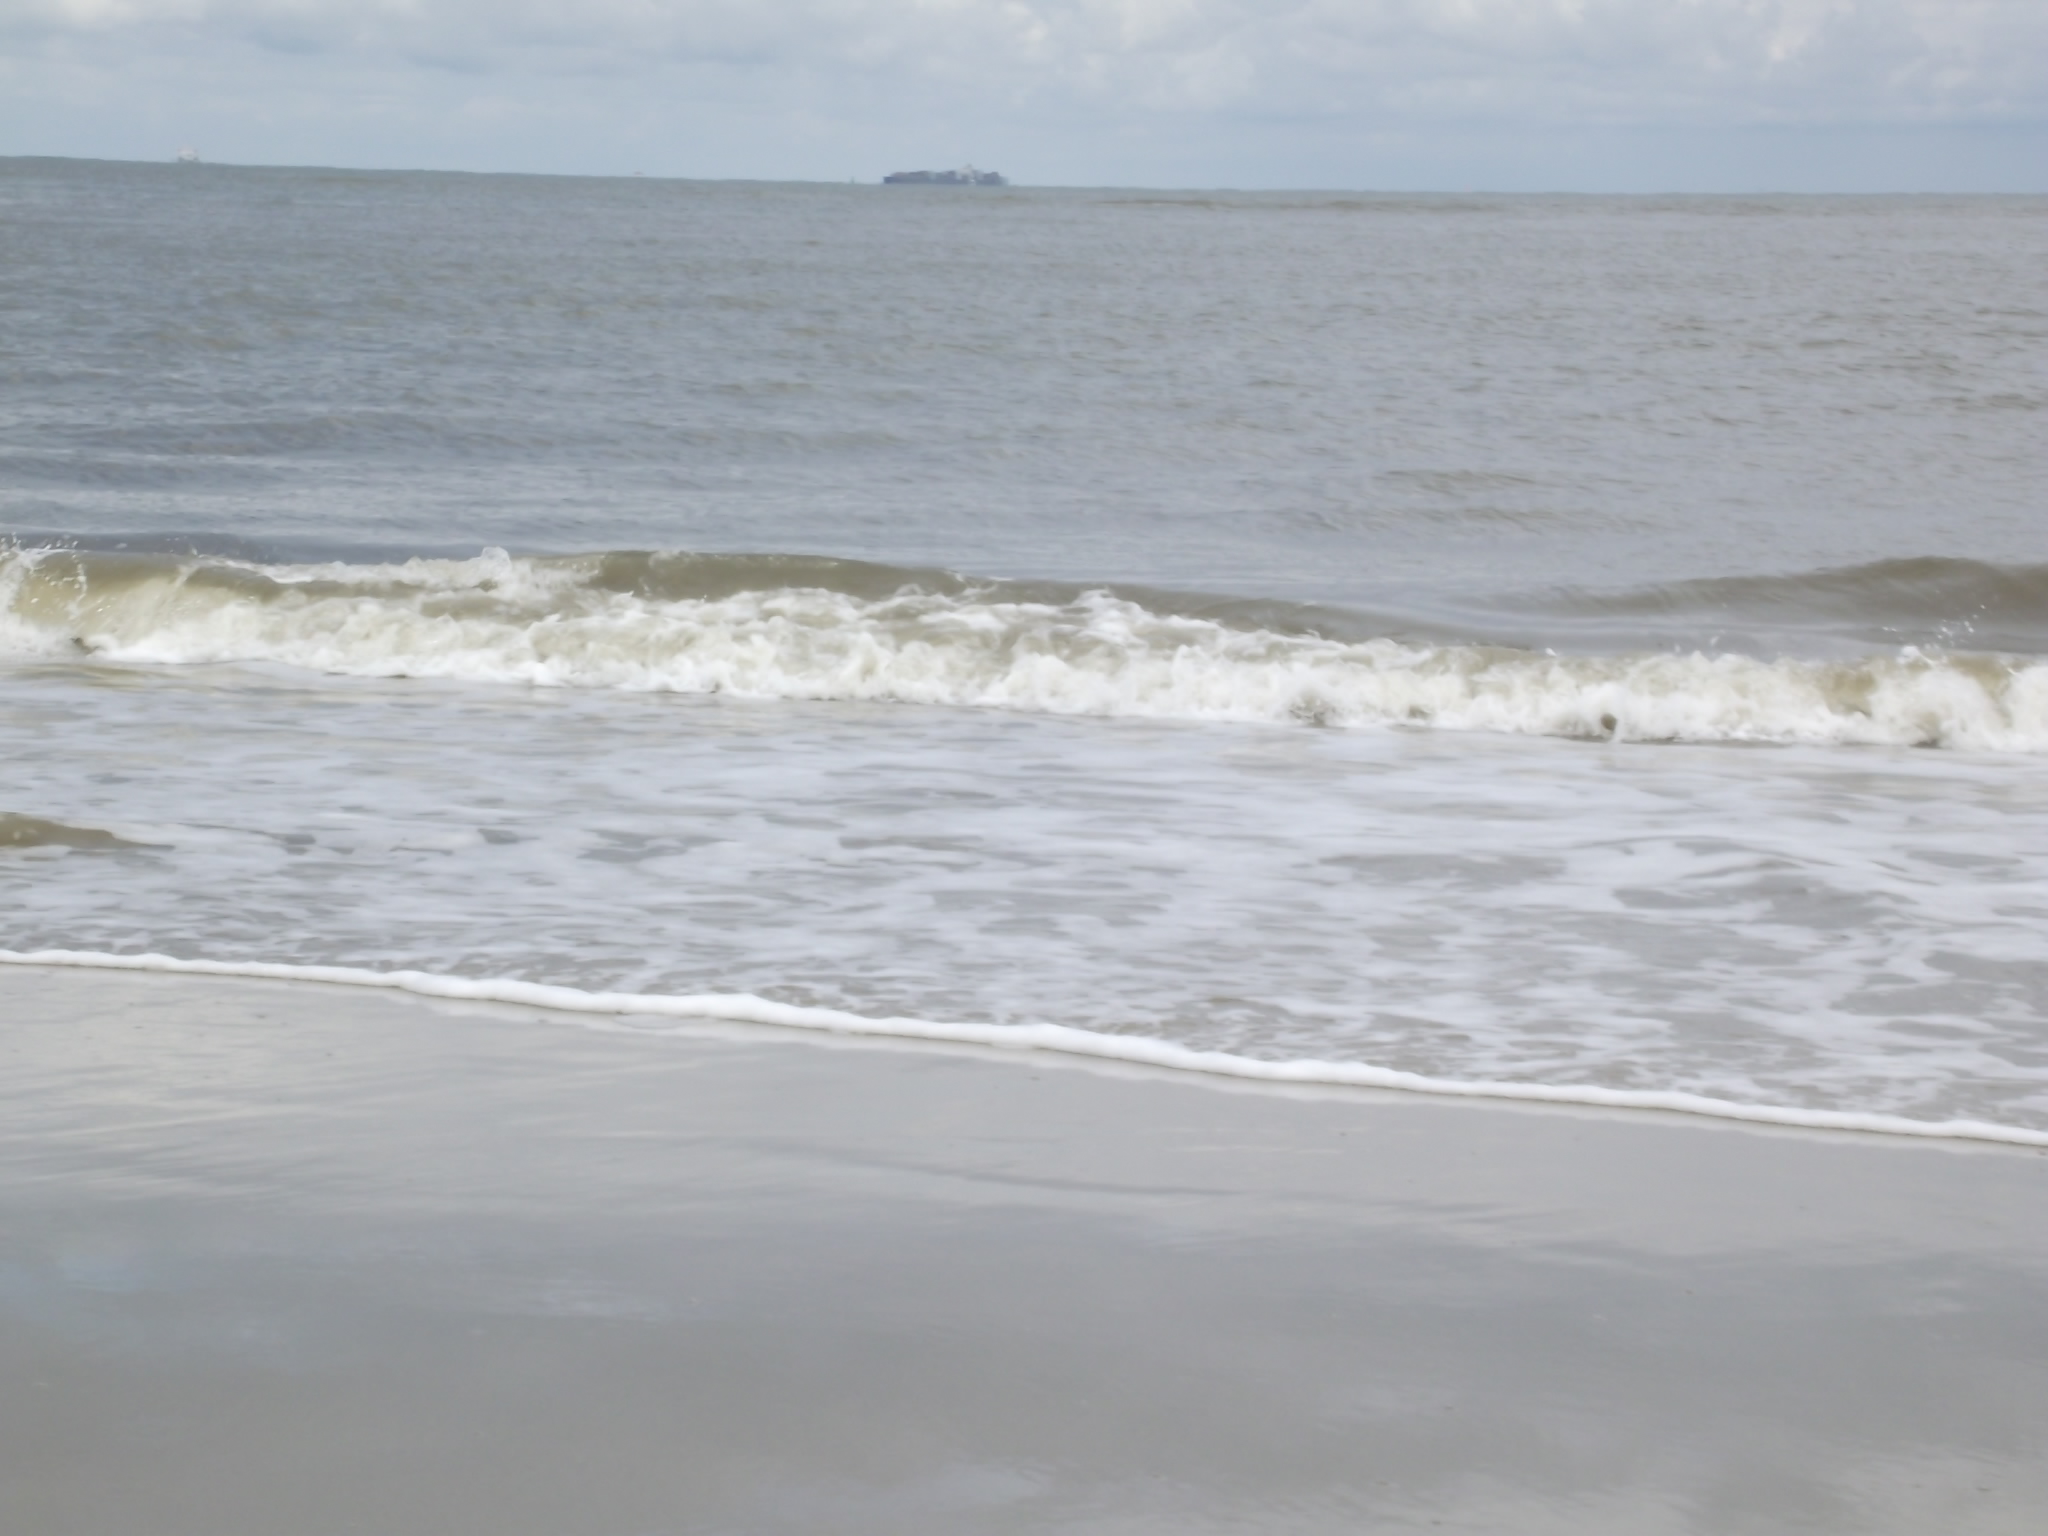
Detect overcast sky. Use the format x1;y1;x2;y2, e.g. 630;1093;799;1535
4;1;2044;190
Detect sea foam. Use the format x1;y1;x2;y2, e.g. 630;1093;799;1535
5;546;2046;751
5;947;2046;1147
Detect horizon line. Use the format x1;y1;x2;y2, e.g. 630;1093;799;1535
5;153;2042;199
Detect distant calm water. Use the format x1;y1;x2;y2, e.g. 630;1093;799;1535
4;158;2046;1133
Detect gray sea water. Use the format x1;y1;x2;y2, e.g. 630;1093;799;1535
4;158;2047;1130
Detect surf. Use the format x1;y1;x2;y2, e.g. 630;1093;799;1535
5;543;2047;751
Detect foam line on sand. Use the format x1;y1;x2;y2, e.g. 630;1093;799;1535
5;947;2045;1149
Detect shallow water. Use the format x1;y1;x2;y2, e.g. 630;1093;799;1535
4;159;2046;1132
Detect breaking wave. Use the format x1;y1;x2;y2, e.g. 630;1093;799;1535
5;544;2047;751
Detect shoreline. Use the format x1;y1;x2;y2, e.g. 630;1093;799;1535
4;962;2047;1533
6;947;2043;1148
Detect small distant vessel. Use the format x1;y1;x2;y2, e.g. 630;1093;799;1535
883;165;1007;187
175;147;199;164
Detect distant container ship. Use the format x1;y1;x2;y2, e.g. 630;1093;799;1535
883;165;1008;187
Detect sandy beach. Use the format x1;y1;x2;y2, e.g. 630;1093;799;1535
3;962;2045;1534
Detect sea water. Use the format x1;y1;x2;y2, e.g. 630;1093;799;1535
3;159;2045;1136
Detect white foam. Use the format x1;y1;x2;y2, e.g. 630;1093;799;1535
6;947;2045;1149
5;548;2046;751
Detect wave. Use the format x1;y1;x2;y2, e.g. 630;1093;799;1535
0;813;150;851
4;544;2047;751
5;948;2044;1148
1527;557;2048;656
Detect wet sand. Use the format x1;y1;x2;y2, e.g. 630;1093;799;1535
3;963;2046;1534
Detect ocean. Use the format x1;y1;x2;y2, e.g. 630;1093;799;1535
4;158;2046;1139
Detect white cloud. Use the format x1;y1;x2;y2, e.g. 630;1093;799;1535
6;1;2044;119
3;1;2045;184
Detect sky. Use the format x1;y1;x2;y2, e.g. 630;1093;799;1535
3;1;2045;190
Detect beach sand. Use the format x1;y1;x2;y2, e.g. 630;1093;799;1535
3;963;2045;1534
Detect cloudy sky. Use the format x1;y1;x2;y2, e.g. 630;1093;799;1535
4;1;2044;189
